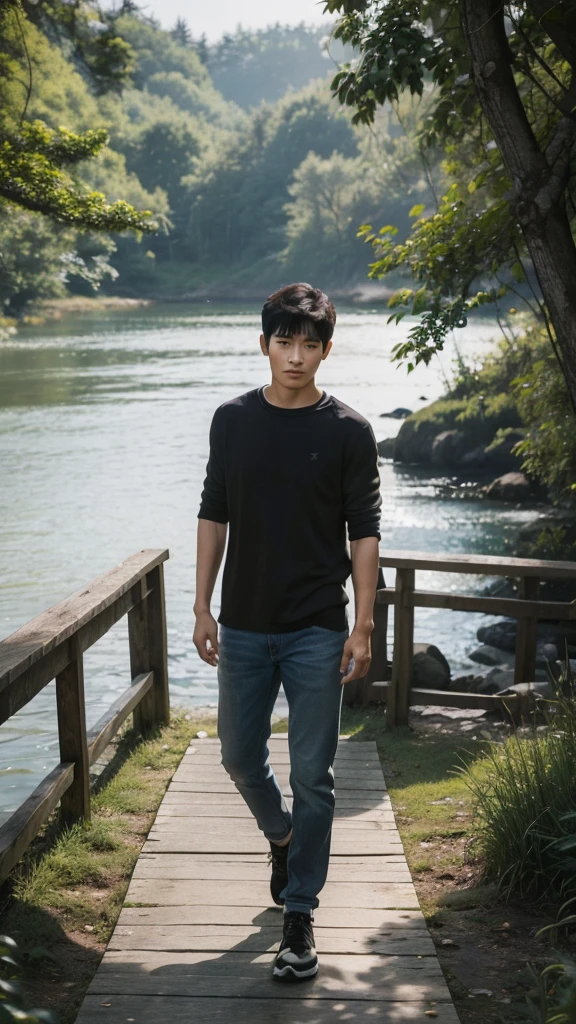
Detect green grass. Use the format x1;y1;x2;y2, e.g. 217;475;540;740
339;708;481;879
274;707;485;917
5;699;574;1024
462;694;576;904
5;711;218;946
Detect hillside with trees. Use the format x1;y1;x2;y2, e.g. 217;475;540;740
0;1;436;314
3;0;574;516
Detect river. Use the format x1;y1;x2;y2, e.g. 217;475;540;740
0;303;542;822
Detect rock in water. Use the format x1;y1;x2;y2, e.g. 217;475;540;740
483;429;525;471
477;619;517;652
482;667;516;691
459;445;488;470
468;645;515;667
394;418;437;463
430;430;468;468
380;408;412;419
484;472;531;501
411;643;451;690
377;437;396;459
478;619;576;654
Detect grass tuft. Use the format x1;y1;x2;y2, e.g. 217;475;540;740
462;694;576;904
3;711;218;961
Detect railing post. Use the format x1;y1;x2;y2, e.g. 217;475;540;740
343;568;389;708
128;583;156;734
55;638;90;826
360;589;389;707
146;562;170;727
389;568;415;728
128;565;170;734
514;576;539;687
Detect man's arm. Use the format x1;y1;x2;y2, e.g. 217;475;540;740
340;536;379;684
194;407;229;666
193;518;228;666
340;419;381;685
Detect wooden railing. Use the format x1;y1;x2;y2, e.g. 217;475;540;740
0;549;169;883
362;550;576;727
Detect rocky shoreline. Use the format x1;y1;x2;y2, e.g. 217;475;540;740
376;402;576;703
376;401;537;502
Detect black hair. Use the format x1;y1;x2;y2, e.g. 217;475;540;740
261;282;336;352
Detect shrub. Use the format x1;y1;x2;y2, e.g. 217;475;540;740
463;687;576;903
448;322;576;504
520;901;576;1023
0;934;57;1024
513;352;576;503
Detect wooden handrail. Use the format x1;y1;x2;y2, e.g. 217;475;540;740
0;549;170;882
86;671;154;765
372;549;576;727
379;550;576;579
0;549;167;691
375;588;576;620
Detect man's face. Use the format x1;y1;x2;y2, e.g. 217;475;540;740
260;332;332;390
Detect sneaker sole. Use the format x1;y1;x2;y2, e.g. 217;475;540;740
273;962;318;980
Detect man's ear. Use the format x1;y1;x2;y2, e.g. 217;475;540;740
259;333;269;357
321;339;333;360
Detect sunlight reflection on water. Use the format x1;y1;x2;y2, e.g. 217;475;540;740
0;304;543;820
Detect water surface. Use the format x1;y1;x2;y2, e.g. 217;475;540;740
0;304;541;820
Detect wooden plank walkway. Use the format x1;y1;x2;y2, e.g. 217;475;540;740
76;735;460;1023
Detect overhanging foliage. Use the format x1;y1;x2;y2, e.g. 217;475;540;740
0;1;155;233
326;0;576;410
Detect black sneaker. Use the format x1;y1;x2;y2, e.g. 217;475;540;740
274;911;318;980
268;839;290;906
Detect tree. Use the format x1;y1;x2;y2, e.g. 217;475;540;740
0;1;155;233
124;117;200;255
191;34;209;67
0;121;155;231
184;83;359;265
205;23;350;109
325;1;576;410
113;13;211;89
171;17;192;48
24;0;135;93
283;152;384;282
0;207;120;314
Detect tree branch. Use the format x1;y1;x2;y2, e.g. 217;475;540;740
461;0;575;209
526;0;576;74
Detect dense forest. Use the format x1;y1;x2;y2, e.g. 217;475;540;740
0;3;435;311
1;0;575;515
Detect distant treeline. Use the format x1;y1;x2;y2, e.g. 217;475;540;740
0;7;436;312
178;20;349;110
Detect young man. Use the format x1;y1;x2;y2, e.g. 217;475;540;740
193;282;381;980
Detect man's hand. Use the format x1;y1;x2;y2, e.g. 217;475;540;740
193;610;219;666
340;626;372;685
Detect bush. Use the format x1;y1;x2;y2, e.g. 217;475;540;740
513;352;576;503
463;687;576;903
448;323;576;504
0;934;57;1024
395;392;521;464
520;901;576;1023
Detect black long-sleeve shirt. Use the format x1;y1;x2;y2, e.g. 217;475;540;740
198;387;381;633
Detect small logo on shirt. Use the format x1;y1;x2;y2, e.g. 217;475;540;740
310;452;319;461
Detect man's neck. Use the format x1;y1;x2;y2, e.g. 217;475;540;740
263;379;323;409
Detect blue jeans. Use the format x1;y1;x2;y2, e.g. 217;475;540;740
217;624;348;914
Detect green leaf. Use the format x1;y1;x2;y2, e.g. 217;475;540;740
409;203;425;218
511;260;525;282
411;287;429;315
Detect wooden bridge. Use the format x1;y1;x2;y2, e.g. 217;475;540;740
76;733;460;1023
2;546;576;1020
